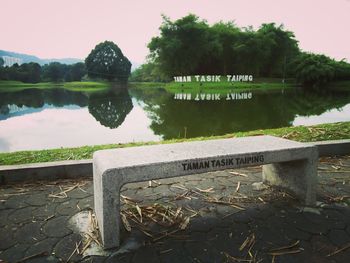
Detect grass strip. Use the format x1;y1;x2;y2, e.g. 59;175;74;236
0;80;110;92
0;122;349;166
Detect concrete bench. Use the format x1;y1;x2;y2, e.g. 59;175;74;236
93;135;318;249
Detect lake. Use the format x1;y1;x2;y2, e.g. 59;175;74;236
0;85;349;152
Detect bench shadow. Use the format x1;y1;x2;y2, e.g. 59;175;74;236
110;190;350;263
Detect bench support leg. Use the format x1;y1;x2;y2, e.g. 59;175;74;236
94;172;122;249
262;157;318;206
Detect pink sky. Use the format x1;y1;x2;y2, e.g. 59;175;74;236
1;0;350;63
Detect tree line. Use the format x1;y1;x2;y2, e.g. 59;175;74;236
0;41;132;83
131;14;350;88
0;61;86;83
2;15;349;88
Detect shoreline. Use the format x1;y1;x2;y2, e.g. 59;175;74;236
0;80;110;93
0;121;349;166
1;79;350;94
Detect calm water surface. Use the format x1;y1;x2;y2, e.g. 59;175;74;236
0;85;349;152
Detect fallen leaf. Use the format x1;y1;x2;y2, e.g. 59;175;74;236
121;213;131;231
195;187;214;193
135;204;143;223
179;216;190;230
235;182;241;192
229;171;248;177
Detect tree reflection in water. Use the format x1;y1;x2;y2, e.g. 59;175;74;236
88;85;133;129
0;88;88;120
130;87;350;140
0;88;89;110
0;85;349;138
0;86;133;130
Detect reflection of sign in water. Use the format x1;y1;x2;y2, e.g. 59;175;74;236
174;92;253;101
88;90;133;129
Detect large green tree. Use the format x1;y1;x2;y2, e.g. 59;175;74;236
257;23;299;77
42;62;66;82
209;22;240;75
293;53;335;88
147;15;301;79
19;62;41;83
65;62;86;81
85;41;131;81
148;14;214;76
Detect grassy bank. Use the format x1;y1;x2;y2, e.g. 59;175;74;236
129;78;297;94
0;122;349;166
0;80;110;93
2;79;350;94
166;79;296;93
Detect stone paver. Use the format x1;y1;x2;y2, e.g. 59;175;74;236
42;216;73;238
0;155;350;262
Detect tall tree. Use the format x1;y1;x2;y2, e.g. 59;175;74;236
19;62;41;83
293;53;335;88
147;16;301;79
85;41;131;81
65;62;86;81
42;62;66;82
210;22;241;74
148;14;213;76
257;23;299;77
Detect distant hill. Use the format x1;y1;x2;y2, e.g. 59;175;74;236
0;50;82;66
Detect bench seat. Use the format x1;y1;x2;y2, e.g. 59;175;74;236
93;135;318;248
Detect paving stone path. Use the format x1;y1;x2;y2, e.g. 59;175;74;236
0;155;350;263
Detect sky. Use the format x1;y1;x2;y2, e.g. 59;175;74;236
1;0;350;64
